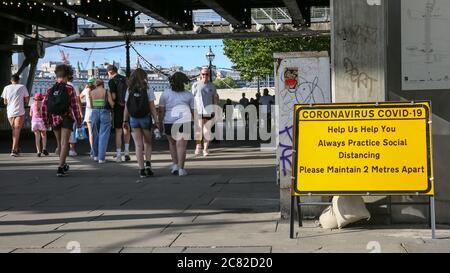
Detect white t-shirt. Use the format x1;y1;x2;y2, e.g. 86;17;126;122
159;89;194;124
192;81;217;115
1;84;29;118
81;88;92;108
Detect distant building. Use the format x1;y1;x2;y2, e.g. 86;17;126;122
216;69;241;81
41;61;63;73
22;58;249;97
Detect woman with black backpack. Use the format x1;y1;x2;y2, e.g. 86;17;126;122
42;64;83;177
123;68;159;178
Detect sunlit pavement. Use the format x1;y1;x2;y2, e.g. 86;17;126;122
0;137;450;253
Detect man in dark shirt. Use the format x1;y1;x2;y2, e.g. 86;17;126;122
107;65;131;162
238;93;249;126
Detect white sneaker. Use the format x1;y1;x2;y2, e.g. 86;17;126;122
195;145;202;156
98;160;106;164
116;154;123;163
69;150;77;157
94;157;98;161
170;164;179;175
178;169;188;177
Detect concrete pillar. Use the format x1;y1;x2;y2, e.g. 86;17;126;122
331;0;387;221
0;31;14;93
331;0;386;103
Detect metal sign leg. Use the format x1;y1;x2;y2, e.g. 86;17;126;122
296;196;303;227
290;196;295;239
430;196;436;239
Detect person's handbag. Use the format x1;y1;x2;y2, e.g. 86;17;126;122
75;124;87;140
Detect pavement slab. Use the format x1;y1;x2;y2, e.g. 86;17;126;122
44;230;181;249
184;247;272;253
2;142;450;253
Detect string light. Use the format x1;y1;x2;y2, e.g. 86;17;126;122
0;0;135;21
133;42;223;49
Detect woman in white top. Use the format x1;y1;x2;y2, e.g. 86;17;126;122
158;72;194;177
79;78;96;158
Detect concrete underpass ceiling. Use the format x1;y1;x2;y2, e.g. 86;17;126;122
0;0;330;42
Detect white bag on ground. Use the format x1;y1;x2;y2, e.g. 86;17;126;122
319;205;338;229
332;196;371;229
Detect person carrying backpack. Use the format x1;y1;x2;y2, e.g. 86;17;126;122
107;65;131;162
123;68;159;178
42;64;82;177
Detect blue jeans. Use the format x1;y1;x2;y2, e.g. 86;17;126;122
91;109;111;161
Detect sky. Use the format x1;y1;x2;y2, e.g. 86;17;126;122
16;39;233;71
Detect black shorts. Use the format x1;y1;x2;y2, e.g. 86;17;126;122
164;123;191;137
113;104;125;129
201;113;215;120
53;117;74;131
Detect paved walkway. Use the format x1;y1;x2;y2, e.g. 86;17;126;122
0;136;450;253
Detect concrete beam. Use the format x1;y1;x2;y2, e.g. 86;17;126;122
282;0;330;26
0;17;32;36
34;0;135;32
199;0;251;28
38;22;330;42
282;0;305;26
117;0;193;31
0;3;77;35
0;31;14;94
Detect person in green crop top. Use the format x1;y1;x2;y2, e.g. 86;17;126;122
89;79;115;163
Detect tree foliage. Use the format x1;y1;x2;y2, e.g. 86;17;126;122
223;37;330;81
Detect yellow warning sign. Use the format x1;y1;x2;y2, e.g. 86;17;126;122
292;102;434;196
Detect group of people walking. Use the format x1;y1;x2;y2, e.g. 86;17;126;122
1;65;218;178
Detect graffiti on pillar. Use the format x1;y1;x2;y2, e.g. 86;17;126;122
279;66;327;128
279;126;294;177
276;57;331;177
337;25;378;56
343;57;378;93
284;68;299;89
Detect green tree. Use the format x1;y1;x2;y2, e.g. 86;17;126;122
223;37;330;81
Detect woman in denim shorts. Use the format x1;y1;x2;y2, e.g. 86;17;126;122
123;68;159;178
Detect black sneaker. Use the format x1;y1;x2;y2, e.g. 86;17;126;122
139;169;148;178
37;153;42;157
145;167;154;177
42;149;49;156
57;167;67;177
145;161;154;176
125;154;131;161
63;164;70;172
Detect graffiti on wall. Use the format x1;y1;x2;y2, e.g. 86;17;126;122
343;57;378;93
276;57;330;178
